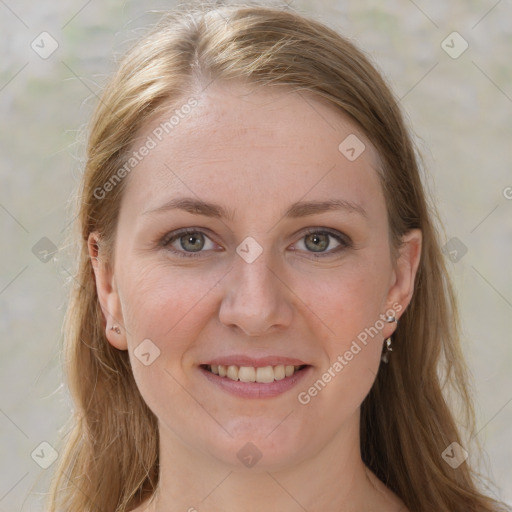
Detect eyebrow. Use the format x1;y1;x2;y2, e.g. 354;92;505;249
142;197;367;220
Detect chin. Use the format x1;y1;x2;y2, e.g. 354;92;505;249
202;420;316;471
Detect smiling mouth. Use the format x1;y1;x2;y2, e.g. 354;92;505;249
201;364;308;383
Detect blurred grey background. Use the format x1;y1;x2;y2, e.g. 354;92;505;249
0;0;511;510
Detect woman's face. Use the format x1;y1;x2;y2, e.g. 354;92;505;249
90;81;421;470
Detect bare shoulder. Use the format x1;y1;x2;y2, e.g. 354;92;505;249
364;467;411;512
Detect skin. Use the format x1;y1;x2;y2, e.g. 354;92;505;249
89;81;421;512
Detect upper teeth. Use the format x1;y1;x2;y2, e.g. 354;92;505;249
209;364;301;383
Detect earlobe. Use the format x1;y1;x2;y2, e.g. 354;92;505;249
87;232;128;350
386;228;422;319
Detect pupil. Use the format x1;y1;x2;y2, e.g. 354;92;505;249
306;233;328;252
181;233;204;252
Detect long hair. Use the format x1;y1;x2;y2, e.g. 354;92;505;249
48;2;509;511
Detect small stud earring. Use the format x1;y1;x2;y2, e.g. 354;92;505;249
110;325;121;335
381;337;393;363
381;315;398;363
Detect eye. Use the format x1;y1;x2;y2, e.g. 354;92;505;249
160;227;351;259
293;228;351;257
161;228;218;258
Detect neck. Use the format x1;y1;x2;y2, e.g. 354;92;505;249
143;416;385;512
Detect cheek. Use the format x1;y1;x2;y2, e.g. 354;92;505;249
116;258;233;396
318;253;391;344
116;260;225;422
301;255;390;406
295;284;386;430
117;244;390;385
118;260;222;340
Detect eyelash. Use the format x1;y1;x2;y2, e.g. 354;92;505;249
159;227;352;259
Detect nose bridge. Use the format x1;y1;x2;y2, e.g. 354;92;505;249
218;236;292;335
232;237;280;306
237;247;276;293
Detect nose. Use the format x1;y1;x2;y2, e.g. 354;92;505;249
218;246;294;336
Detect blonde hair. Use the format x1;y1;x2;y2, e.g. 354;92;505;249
48;3;509;511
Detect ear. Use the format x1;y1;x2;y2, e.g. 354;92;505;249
88;231;127;350
383;229;422;333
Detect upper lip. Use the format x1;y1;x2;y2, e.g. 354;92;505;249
202;355;309;368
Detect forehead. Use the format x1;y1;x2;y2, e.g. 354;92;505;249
119;81;384;222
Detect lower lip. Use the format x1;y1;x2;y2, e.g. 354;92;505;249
199;365;312;398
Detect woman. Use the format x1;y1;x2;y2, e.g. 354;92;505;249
48;2;510;511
